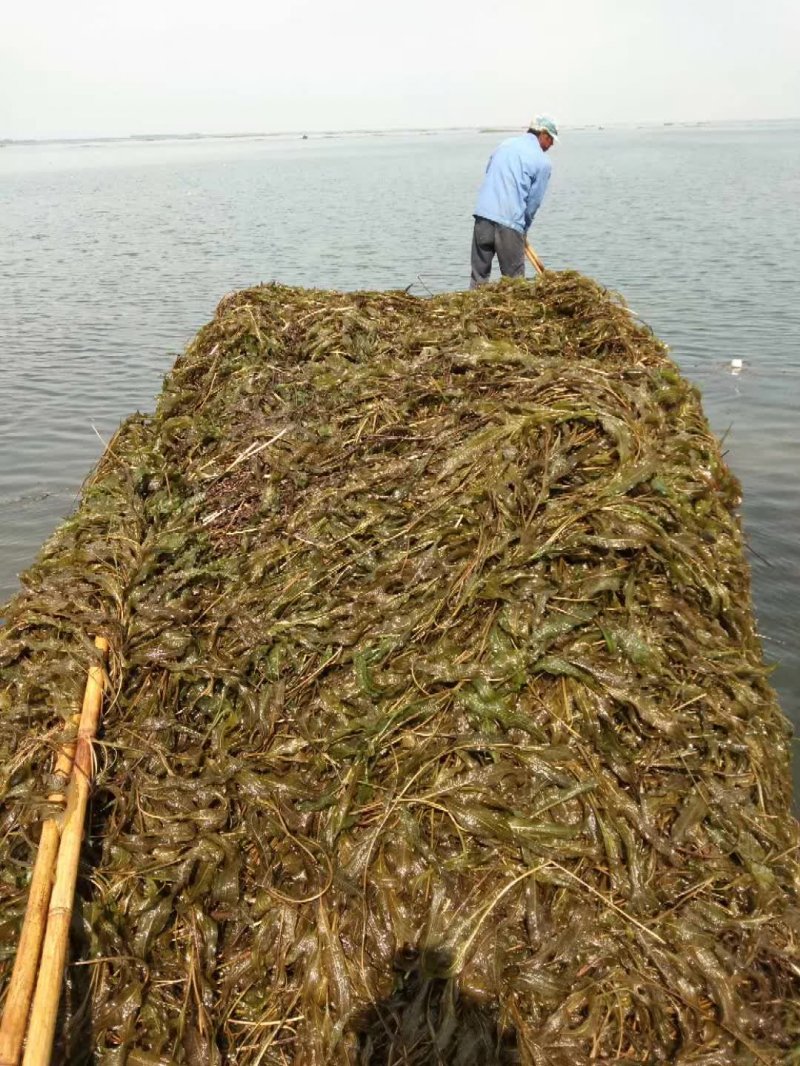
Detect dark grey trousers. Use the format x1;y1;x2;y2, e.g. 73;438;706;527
470;216;525;288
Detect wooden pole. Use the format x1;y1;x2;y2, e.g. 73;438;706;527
0;825;60;1066
525;241;546;275
20;636;109;1066
0;712;85;1066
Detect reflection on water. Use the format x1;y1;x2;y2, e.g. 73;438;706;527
1;124;798;787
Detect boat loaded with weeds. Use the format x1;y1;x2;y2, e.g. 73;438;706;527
1;272;798;1064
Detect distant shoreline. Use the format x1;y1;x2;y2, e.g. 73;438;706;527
1;117;798;148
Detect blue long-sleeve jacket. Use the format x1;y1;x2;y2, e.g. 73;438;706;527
474;133;552;234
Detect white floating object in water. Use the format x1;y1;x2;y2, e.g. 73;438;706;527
731;358;743;369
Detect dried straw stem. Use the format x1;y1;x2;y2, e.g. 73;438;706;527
20;637;108;1066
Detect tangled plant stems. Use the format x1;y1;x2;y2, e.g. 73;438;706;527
1;274;798;1064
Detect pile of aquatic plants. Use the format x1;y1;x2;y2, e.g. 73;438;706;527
1;273;798;1064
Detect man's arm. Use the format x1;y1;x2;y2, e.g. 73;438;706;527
524;166;551;230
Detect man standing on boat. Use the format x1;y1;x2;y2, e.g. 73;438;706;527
470;116;557;288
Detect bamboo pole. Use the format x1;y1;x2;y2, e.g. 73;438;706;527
0;827;60;1066
20;636;109;1066
0;712;84;1066
524;241;546;275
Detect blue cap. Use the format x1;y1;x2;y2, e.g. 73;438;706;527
531;115;559;141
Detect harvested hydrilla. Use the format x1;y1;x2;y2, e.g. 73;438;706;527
1;273;798;1063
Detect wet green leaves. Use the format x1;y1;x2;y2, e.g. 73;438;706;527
0;274;798;1063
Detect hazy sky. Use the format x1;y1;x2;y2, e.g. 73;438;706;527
3;0;799;139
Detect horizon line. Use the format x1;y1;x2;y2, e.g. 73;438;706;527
2;116;798;146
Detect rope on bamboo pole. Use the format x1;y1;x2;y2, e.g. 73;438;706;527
18;636;109;1066
0;710;85;1066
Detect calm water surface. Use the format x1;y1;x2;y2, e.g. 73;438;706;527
1;124;798;786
